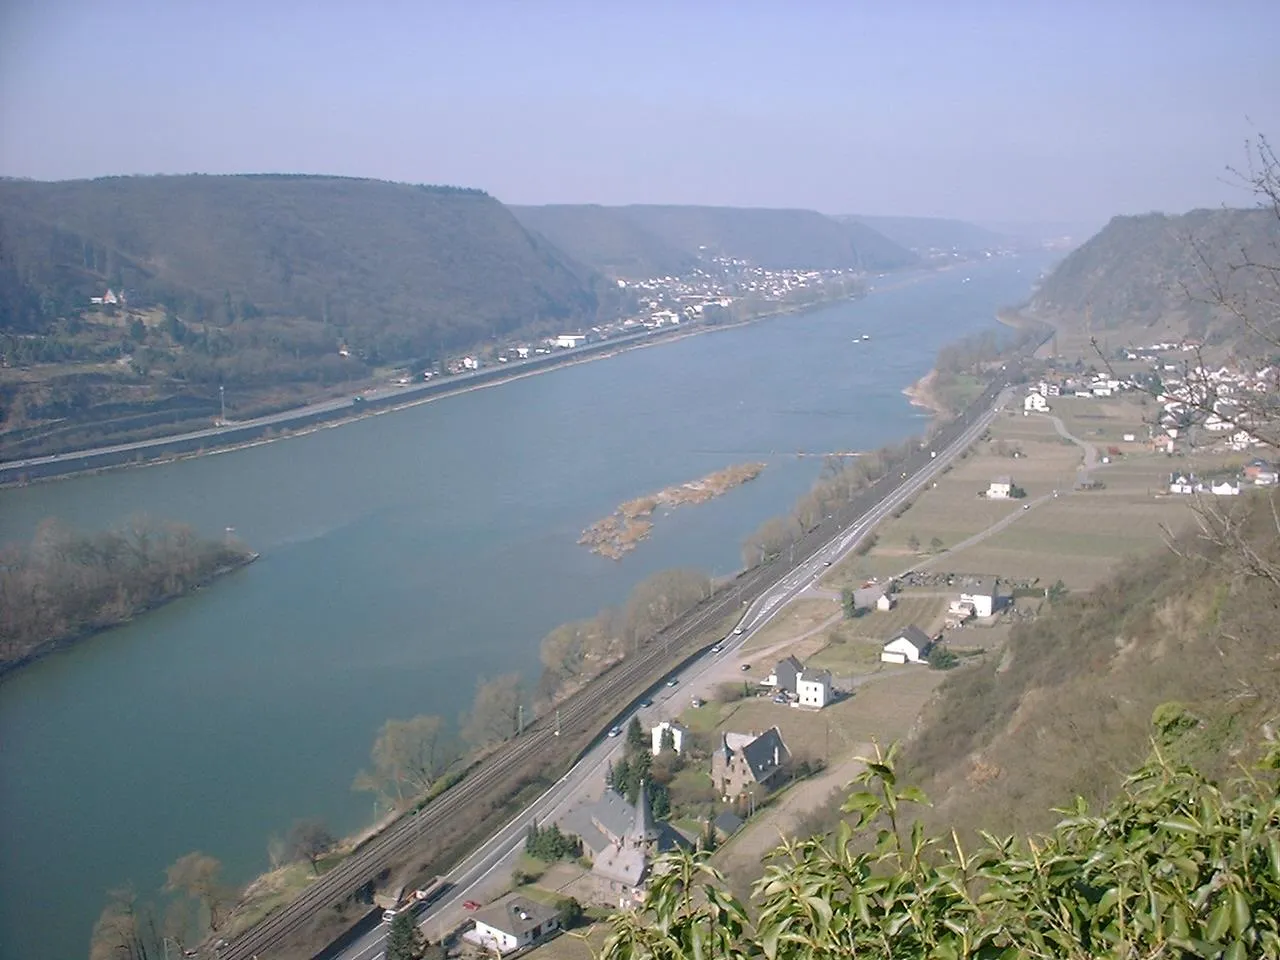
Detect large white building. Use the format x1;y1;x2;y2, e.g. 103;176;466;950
465;895;562;955
651;720;688;755
958;577;998;618
795;670;832;709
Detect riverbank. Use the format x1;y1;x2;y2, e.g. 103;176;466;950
0;549;259;680
902;369;949;418
0;275;944;488
579;462;767;559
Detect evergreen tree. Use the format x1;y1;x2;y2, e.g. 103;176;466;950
386;910;419;960
626;716;646;751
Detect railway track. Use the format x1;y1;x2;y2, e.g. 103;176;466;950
222;355;1040;960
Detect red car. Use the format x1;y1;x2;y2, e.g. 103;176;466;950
463;900;481;911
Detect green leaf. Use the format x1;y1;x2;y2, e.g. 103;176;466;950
1229;888;1250;937
1206;901;1232;942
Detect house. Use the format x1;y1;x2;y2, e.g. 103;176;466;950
516;346;531;360
876;592;897;612
986;476;1014;500
762;656;804;692
851;586;885;611
558;781;689;909
554;334;588;349
465;894;562;955
1169;473;1198;495
945;599;976;628
712;810;745;841
1210;480;1241;496
711;727;790;799
795;669;832;709
958;577;998;618
1244;459;1276;483
881;624;933;664
1254;469;1279;487
1023;393;1049;413
461;356;479;371
650;720;688;756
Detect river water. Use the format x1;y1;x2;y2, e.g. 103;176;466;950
0;254;1048;959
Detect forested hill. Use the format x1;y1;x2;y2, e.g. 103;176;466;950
0;174;609;355
511;203;919;277
1029;206;1279;337
840;214;1013;255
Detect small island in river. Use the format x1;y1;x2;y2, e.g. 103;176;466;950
580;461;767;560
0;517;258;677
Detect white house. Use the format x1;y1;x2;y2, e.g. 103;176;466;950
1169;473;1199;495
881;625;932;664
465;895;562;955
1023;393;1049;413
516;346;531;359
651;720;688;756
986;476;1014;500
876;592;897;612
958;577;998;618
1210;480;1241;496
461;356;479;371
554;334;588;349
795;670;833;709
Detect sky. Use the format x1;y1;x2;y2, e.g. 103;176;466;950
2;0;1278;224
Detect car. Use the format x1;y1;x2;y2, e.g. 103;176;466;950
691;697;704;708
740;663;751;672
710;643;723;654
666;678;679;687
639;698;653;708
1023;504;1031;510
463;900;481;911
733;626;744;635
607;725;622;737
773;694;788;704
823;559;832;566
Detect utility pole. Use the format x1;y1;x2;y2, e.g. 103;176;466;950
517;704;524;736
219;384;226;423
554;709;561;737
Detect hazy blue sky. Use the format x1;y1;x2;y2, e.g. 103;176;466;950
2;0;1277;223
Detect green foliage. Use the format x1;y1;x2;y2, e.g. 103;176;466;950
560;896;584;928
927;644;959;670
906;532;921;553
386;909;420;960
1046;579;1069;604
660;726;677;754
627;716;646;751
601;741;1280;960
841;588;857;619
929;536;945;553
525;822;583;862
0;516;253;670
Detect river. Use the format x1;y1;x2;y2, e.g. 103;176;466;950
0;254;1050;959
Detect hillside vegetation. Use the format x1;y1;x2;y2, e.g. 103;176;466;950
838;214;1013;255
512;203;919;277
1030;207;1280;338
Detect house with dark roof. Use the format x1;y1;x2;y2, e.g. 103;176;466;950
763;656;804;692
958;577;999;618
465;894;562;955
711;727;790;799
882;624;933;664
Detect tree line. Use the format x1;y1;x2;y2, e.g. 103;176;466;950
0;516;254;672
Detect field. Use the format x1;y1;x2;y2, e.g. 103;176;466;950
741;599;841;653
806;595;949;677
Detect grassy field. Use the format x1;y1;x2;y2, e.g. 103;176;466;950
804;596;949;676
741;598;841;653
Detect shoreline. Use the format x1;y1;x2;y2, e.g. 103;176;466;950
0;270;973;488
0;551;259;681
902;368;950;418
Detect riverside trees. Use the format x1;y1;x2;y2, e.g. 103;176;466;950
353;715;458;808
0;516;253;672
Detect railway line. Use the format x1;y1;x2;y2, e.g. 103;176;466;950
221;354;1038;960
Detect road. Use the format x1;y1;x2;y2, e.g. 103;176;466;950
328;386;1016;960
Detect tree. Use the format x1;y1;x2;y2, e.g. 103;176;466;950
906;533;921;553
659;725;676;755
929;535;944;553
460;673;524;749
386;909;421;960
650;781;671;820
354;714;456;806
1047;578;1069;604
286;817;336;874
841;587;856;619
927;644;959;670
626;715;646;752
164;851;230;932
89;888;154;960
560;896;584;928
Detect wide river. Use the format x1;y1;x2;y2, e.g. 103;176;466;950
0;254;1049;959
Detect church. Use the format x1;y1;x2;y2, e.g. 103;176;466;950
557;780;690;909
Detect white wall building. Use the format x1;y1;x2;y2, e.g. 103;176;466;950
465;895;561;956
987;477;1014;500
881;625;932;664
795;670;832;709
1023;393;1049;413
958;577;998;618
651;721;688;755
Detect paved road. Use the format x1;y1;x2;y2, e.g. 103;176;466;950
331;386;1017;960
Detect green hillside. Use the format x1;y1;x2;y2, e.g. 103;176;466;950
841;213;1013;254
618;204;919;271
510;203;919;276
0;174;607;353
1030;207;1279;337
510;204;698;278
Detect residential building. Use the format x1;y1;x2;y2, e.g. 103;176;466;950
958;577;998;618
465;894;562;955
876;592;897;612
650;720;688;756
881;624;932;664
1169;473;1199;495
796;669;832;709
763;656;804;692
1023;393;1049;413
711;727;790;799
1210;480;1241;496
554;334;588;349
987;476;1014;499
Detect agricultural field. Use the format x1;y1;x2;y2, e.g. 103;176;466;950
806;595;949;677
740;598;841;653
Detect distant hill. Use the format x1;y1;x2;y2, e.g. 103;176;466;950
839;214;1013;255
0;174;608;357
511;204;919;277
510;204;699;279
1029;207;1279;337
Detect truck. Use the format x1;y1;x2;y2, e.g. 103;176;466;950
381;876;451;923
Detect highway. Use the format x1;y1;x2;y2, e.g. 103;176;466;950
219;361;1030;960
321;385;1015;960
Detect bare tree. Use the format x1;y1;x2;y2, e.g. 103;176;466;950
353;714;457;806
460;673;524;748
164;851;232;932
286;817;336;874
89;888;155;960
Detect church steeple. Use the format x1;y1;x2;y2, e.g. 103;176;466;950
632;778;659;846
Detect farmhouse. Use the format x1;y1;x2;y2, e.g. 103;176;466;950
795;669;833;709
762;656;804;692
986;476;1014;500
465;894;562;955
958;577;999;618
1023;393;1049;413
881;624;933;664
